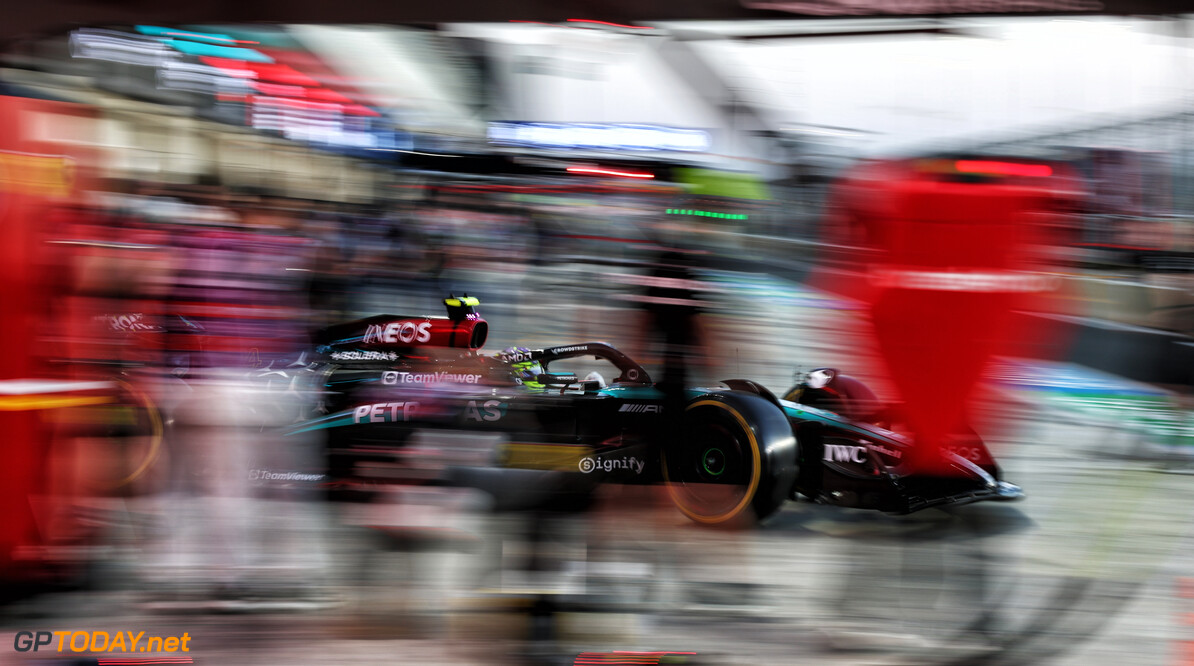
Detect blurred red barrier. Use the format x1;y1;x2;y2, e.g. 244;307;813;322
0;94;97;582
823;158;1079;474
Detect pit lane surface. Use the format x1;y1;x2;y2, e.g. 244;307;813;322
4;268;1192;666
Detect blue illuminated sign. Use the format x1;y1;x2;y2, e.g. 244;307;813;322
488;122;710;153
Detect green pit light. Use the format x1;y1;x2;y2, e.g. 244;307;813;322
665;209;749;221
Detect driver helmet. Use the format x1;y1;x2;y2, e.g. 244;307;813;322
500;346;544;391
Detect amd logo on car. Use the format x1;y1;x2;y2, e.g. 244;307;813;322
823;444;867;464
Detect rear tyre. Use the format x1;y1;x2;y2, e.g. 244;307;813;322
662;393;797;526
56;377;166;496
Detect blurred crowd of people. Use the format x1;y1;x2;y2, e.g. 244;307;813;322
47;181;496;377
27;182;545;611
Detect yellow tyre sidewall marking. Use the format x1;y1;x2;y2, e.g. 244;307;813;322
663;399;762;524
0;382;163;488
0;395;112;410
108;379;164;488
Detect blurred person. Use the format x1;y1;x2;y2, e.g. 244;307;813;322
625;225;771;620
382;202;416;266
141;187;331;605
49;196;171;371
626;229;719;530
420;212;451;297
631;227;714;409
33;197;173;586
527;210;552;267
162;191;313;370
304;210;355;329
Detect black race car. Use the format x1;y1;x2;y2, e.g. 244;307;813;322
286;297;1022;525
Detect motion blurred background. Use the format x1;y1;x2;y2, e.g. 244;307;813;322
4;2;1194;665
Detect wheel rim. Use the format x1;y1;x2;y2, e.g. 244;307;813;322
702;447;727;477
664;402;761;522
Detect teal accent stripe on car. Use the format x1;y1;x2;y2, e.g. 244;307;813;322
780;399;894;440
287;411;357;435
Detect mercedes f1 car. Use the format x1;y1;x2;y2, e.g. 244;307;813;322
288;297;1022;525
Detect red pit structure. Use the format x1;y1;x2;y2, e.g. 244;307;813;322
822;156;1082;475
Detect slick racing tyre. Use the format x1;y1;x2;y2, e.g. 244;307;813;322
662;392;797;526
53;376;165;496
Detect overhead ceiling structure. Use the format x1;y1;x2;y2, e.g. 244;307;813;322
289;25;487;139
3;0;1191;43
4;1;1189;178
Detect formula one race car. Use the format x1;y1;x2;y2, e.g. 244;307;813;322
287;297;1022;525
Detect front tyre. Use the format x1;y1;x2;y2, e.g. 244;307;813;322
662;393;797;526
